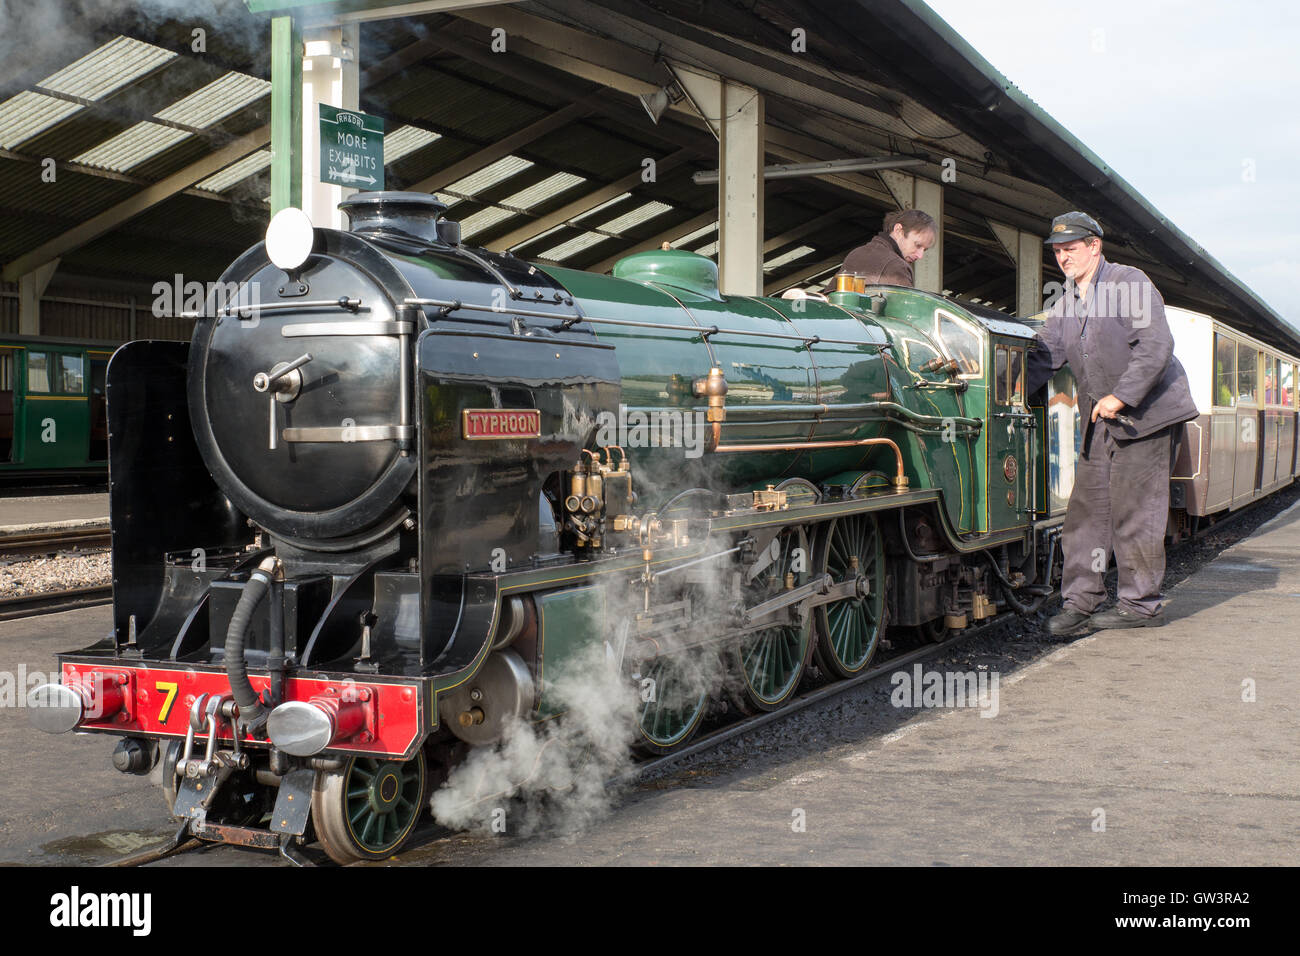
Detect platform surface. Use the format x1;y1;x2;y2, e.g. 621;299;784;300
0;494;109;534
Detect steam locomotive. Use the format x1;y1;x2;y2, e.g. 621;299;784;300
33;190;1242;864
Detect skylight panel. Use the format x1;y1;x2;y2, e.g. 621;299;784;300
537;231;609;262
764;245;816;272
672;222;717;246
499;172;585;210
40;36;177;101
384;126;442;165
510;223;567;252
72;121;188;171
597;201;672;235
195;149;272;193
155;72;269;129
0;92;80;148
442;155;533;197
457;206;517;240
575;192;631;222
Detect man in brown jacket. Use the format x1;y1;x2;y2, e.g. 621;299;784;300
839;209;937;286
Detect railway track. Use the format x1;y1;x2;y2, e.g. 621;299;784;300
0;584;114;622
0;527;111;559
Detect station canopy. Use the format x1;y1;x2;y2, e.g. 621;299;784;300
1;0;1295;353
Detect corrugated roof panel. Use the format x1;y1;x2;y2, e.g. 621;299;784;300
672;222;717;246
384;126;441;165
598;201;672;235
71;122;189;171
538;231;610;262
510;223;568;252
154;72;270;129
0;92;81;148
764;245;816;272
441;154;533;198
195;149;272;193
40;36;177;101
457;206;517;240
576;193;632;222
695;240;719;258
499;172;586;210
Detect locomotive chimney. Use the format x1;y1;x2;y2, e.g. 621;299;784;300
338;191;460;246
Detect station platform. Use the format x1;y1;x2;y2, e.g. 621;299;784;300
0;494;109;535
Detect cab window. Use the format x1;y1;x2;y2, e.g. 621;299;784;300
901;335;942;375
934;309;982;377
1009;347;1024;405
994;346;1008;404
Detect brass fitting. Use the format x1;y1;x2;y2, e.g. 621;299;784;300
693;367;728;423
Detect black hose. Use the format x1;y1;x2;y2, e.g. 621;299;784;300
226;560;276;731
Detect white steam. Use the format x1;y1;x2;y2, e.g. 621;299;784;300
429;637;640;835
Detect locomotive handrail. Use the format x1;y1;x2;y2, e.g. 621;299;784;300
403;297;890;349
179;298;365;319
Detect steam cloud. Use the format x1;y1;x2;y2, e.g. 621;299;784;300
430;466;741;837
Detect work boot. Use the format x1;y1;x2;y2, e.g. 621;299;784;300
1046;606;1094;636
1090;605;1166;629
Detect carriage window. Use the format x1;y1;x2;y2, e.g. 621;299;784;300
1282;363;1296;409
1237;344;1257;405
934;310;982;377
994;345;1008;404
1264;356;1279;405
0;352;12;391
26;351;51;393
58;354;84;394
1214;334;1235;407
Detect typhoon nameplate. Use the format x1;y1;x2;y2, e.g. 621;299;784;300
462;409;542;440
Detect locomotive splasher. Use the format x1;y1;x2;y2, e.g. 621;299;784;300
33;191;1071;864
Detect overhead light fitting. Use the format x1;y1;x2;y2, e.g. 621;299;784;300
639;81;684;125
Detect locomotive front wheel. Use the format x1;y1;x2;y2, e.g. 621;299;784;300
813;513;887;679
635;652;712;756
734;526;813;713
312;752;427;865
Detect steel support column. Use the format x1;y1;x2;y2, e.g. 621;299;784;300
673;64;763;296
989;219;1044;318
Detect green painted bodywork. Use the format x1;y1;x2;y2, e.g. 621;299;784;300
536;251;1002;535
534;585;608;718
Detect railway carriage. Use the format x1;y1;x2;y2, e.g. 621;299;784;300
26;192;1292;863
0;335;113;483
1165;309;1299;521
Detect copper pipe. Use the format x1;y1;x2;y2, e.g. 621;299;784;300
712;436;909;488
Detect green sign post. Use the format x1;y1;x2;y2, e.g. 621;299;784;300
319;104;384;190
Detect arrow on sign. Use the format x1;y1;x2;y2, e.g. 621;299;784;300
336;170;377;185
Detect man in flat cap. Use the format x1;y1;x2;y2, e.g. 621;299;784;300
1027;212;1197;635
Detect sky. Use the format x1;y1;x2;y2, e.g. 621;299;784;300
923;0;1300;330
